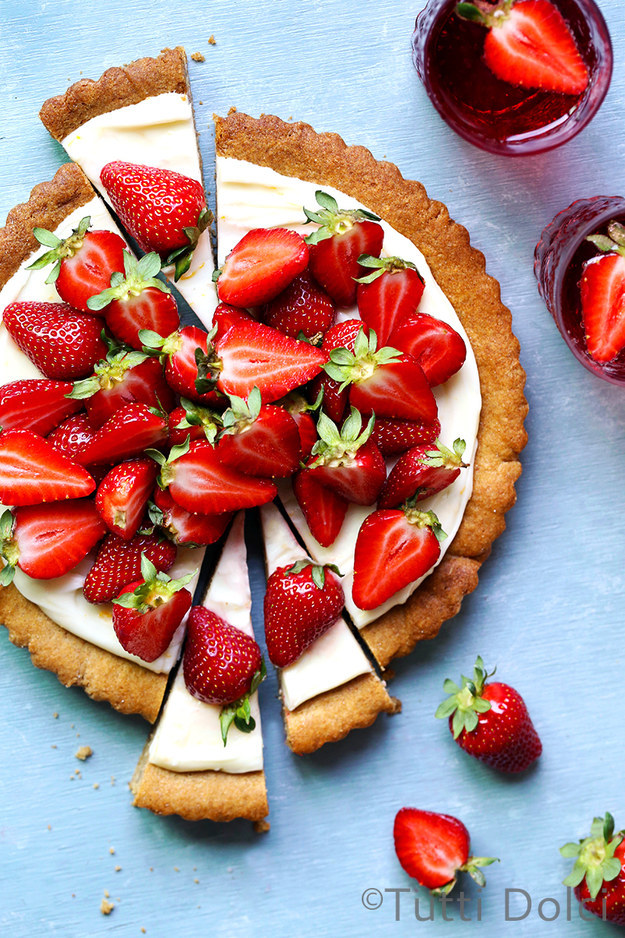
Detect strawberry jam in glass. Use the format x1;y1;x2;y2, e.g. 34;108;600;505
534;196;625;384
412;0;612;155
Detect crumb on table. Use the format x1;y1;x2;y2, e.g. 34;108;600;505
75;745;92;761
100;898;114;916
208;35;216;44
191;53;205;63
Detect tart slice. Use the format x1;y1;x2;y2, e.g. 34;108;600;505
131;513;269;823
39;47;217;326
260;503;397;755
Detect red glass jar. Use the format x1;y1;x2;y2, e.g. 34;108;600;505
412;0;612;156
534;196;625;384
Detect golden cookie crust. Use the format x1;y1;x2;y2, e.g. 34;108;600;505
215;111;527;669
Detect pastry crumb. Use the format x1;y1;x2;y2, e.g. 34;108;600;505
194;878;199;884
208;35;216;45
228;106;237;116
141;929;146;934
100;898;114;916
47;825;51;831
53;712;58;719
115;866;122;873
93;783;100;790
51;744;57;749
191;52;205;63
111;775;116;786
109;847;115;855
75;745;92;761
254;819;270;834
104;890;110;898
174;866;180;872
390;696;402;714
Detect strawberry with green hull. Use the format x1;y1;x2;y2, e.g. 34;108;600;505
0;380;81;435
394;808;497;894
95;458;157;540
304;191;384;307
435;656;542;773
262;269;335;339
167;399;221;447
308;319;363;424
183;606;266;744
26;215;126;312
151;488;233;547
352;502;445;610
112;555;195;662
280;391;321;461
379;438;467;509
217;387;301;479
580;221;625;363
292;470;348;548
264;560;345;667
356;254;425;346
74;401;169;466
370;415;441;457
561;813;625;925
389;313;467;387
215;227;309;308
0;430;95;506
83;531;177;604
140;325;221;407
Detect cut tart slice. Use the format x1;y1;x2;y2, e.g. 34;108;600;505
215;111;527;669
131;513;269;823
260;503;397;755
39;47;217;327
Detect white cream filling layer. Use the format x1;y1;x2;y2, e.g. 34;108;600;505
61;93;217;326
148;513;264;774
216;157;482;628
260;503;373;711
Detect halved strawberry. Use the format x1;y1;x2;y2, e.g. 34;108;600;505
83;531;177;603
212;302;256;341
151;488;233;547
389;313;467;387
141;325;221;406
378;439;467;509
262;269;335;339
304;408;386;506
3;301;107;380
356;255;425;345
580;221;625;363
0;501;106;582
217;387;301;478
0;379;81;435
215;228;309;307
0;430;95;506
370;415;442;457
95;458;157;539
292;470;348;548
74;402;168;466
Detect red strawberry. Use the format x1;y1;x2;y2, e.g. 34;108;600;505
394;808;497;892
308;319;364;423
370;415;442;457
216;228;309;307
213;302;255;341
74;402;168;466
458;0;588;95
3;301;107;380
217;388;301;478
292;471;348;548
304;191;384;307
100;162;210;277
141;325;220;406
167;400;221;446
435;656;542;773
183;606;265;743
280;392;320;460
0;500;106;582
304;408;386;506
0;429;95;506
580;221;625;363
95;458;157;539
87;251;180;350
47;413;96;460
27;216;127;312
152;488;232;546
153;438;277;515
262;269;335;339
356;255;425;345
352;504;445;609
389;313;467;386
83;531;177;603
378;438;467;509
112;554;195;662
215;319;326;402
264;560;345;667
561;813;625;925
0;379;81;435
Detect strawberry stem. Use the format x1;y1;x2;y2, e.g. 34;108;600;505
561;813;624;900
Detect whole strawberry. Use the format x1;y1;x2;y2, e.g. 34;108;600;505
264;560;344;667
435;656;542;773
561;813;625;925
83;532;177;604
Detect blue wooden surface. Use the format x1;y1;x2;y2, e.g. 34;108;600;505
1;1;624;935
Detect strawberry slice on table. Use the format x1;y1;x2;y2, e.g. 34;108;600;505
74;401;168;466
95;458;157;540
217;387;301;478
83;531;177;604
0;379;81;435
370;415;442;457
0;430;95;506
86;251;180;350
215;227;309;307
352;502;446;609
151;488;233;547
378;438;467;509
0;501;106;583
47;413;96;460
580;221;625;363
100;161;210;278
356;254;425;345
389;313;467;387
292;470;348;548
456;0;588;95
183;606;266;743
435;655;542;773
3;301;107;380
304;191;384;307
262;269;335;339
394;808;497;893
112;554;195;662
26;215;127;312
561;813;625;926
264;560;345;667
167;399;221;447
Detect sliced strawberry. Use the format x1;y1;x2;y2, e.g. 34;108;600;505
580;251;625;363
356;255;425;345
262;269;335;339
152;488;232;546
280;393;320;461
378;439;467;509
3;301;107;380
70;352;174;429
47;413;96;459
74;402;168;466
370;416;442;457
142;325;221;406
83;531;177;603
213;302;256;341
0;379;81;435
167;400;221;446
216;228;309;307
305;408;386;506
352;505;445;609
95;458;157;539
304;191;384;307
0;500;106;581
389;313;467;386
0;430;95;506
292;470;348;547
217;388;301;478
